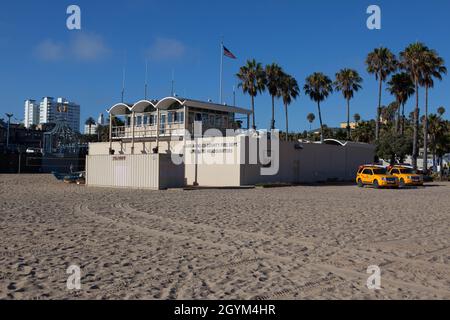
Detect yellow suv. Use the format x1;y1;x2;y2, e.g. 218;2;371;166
387;165;423;187
356;165;399;188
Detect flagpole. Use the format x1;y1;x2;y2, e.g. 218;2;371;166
219;40;224;104
233;85;236;106
144;59;148;100
121;51;126;103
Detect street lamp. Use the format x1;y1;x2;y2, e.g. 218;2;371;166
5;113;13;150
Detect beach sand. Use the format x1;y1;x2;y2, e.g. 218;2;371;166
0;174;449;299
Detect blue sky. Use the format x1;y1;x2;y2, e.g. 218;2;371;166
0;0;449;131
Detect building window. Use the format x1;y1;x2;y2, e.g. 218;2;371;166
172;111;184;124
215;115;222;127
168;112;174;124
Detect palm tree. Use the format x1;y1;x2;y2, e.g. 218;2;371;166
304;72;333;142
437;106;446;117
236;59;266;130
366;47;398;141
265;63;284;130
307;113;315;131
85;117;96;135
279;74;300;141
354;113;361;123
387;72;415;135
419;49;447;172
352;120;376;143
400;42;431;170
428;113;447;170
334;69;363;140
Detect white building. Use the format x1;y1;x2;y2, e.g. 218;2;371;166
83;113;105;135
24;99;40;128
38;97;80;132
85;97;375;190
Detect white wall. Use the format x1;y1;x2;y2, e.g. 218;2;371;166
87;138;375;188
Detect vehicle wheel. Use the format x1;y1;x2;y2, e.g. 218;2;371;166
373;180;379;189
399;179;405;188
357;179;363;188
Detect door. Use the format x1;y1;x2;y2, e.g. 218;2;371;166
362;169;372;184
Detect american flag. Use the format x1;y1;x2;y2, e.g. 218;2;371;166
223;46;237;59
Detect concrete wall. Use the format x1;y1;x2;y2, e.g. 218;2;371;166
240;141;375;185
87;137;374;189
184;136;242;186
159;154;185;189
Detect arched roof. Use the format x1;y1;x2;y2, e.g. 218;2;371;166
155;97;185;110
107;96;252;115
131;100;156;113
108;103;132;116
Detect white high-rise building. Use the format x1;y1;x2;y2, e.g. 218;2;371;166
38;97;81;132
39;97;57;125
24;99;40;128
98;113;105;126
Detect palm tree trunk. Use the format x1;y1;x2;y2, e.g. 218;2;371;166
401;102;406;136
432;138;436;171
251;95;256;130
376;75;382;141
271;95;275;130
412;80;419;170
396;100;401;134
317;101;324;143
284;102;289;141
423;85;429;172
346;97;351;140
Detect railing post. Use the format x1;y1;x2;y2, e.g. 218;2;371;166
131;111;135;154
109;114;113;153
156;108;160;153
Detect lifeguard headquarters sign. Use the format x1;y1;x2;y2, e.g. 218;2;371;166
171;132;280;177
186;141;238;154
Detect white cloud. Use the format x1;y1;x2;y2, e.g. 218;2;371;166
34;33;109;62
147;37;186;61
71;33;109;61
35;39;64;61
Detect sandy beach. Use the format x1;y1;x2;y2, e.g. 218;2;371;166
0;174;449;299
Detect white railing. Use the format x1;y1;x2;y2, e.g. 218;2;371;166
111;124;186;139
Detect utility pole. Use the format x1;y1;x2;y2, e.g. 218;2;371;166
5;113;13;150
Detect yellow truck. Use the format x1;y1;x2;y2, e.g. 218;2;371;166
387;165;424;187
356;165;399;188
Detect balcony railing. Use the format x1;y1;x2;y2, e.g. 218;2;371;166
111;121;235;140
111;123;186;140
